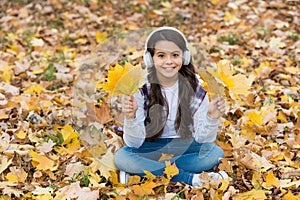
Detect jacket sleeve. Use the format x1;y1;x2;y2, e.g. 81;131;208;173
123;91;147;148
192;95;220;143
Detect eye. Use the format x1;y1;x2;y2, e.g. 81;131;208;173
157;54;165;58
173;53;180;57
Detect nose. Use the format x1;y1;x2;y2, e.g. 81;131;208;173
165;55;173;64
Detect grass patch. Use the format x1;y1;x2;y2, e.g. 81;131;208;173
217;34;239;45
43;64;56;81
287;32;299;41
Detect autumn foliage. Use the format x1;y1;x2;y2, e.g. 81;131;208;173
0;0;299;199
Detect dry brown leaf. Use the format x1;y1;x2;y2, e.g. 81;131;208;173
104;129;124;152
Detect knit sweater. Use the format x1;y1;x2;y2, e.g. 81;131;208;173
123;77;220;148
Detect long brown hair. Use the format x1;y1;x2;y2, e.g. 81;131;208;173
144;29;198;140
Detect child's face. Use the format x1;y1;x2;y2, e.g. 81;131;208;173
152;40;183;84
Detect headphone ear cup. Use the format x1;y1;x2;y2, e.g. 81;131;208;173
183;50;191;65
143;51;153;68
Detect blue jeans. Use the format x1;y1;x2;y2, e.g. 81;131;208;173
114;138;224;185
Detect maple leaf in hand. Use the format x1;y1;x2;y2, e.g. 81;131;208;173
98;61;147;96
215;60;251;97
198;68;225;100
201;60;252;100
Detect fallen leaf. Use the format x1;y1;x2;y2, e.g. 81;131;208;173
131;180;161;196
104;129;124;152
233;189;267;200
240;152;274;172
95;103;113;124
283;190;300;200
89;147;117;179
65;162;85;177
36;140;55;154
158;153;174;162
54;181;99;200
23;84;44;96
0;157;13;174
164;161;179;179
30;150;58;171
96;30;108;44
262;170;280;189
5;167;27;183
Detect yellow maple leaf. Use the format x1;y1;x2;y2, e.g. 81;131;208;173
143;170;156;180
109;170;119;185
5;174;18;182
245;103;277;127
210;0;219;5
251;171;264;189
60;124;77;142
247;110;263;126
158;153;174;162
90;171;106;187
284;190;300;200
96;30;107;44
219;179;230;191
54;135;81;155
164;161;179;179
0;64;14;84
98;62;147;96
30;150;58;171
5;167;27;183
16;129;27;139
131;180;160;196
127;175;141;185
210;59;251;98
262;171;280;189
86;141;107;158
55;125;81;155
224;11;239;23
23;84;44;96
233;189;267;200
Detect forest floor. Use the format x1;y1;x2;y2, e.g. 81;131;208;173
0;0;299;199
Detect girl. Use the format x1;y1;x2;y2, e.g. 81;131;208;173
114;27;228;187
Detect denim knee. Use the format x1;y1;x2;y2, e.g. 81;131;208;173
198;143;224;163
114;147;129;170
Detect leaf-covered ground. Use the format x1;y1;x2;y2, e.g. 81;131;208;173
0;0;299;199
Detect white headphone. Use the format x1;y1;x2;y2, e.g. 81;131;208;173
143;27;191;68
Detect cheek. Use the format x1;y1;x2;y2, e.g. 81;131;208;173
153;57;163;65
175;57;183;65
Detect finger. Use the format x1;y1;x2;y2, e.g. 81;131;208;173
218;107;226;113
122;95;130;103
124;104;133;110
212;97;219;104
129;95;135;102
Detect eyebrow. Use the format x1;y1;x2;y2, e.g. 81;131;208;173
155;50;181;54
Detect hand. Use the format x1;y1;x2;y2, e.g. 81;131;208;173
122;95;138;120
207;96;226;119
